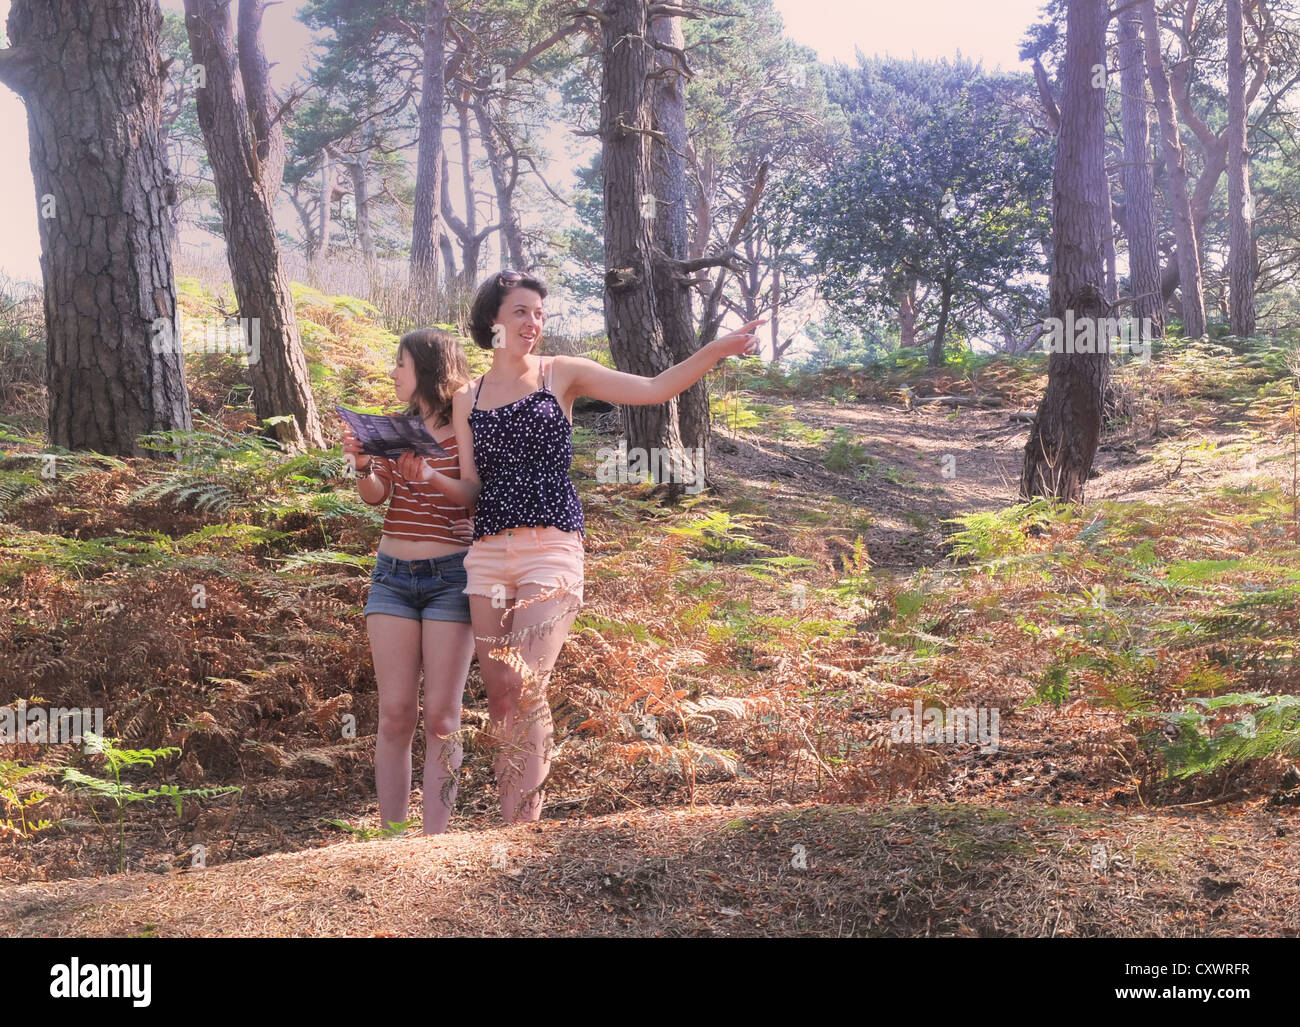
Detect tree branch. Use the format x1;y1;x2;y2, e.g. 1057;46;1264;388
673;250;740;273
647;38;696;80
1032;57;1061;134
562;6;612;26
0;44;39;94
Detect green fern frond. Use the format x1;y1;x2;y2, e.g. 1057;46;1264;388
1142;693;1300;779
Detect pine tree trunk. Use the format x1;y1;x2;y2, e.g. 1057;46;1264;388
1022;0;1111;502
898;281;918;347
1104;214;1118;304
441;117;484;288
0;0;191;456
1117;9;1163;337
183;0;323;452
771;264;782;362
409;0;447;310
650;11;706;496
443;102;484;285
1140;0;1206;338
930;281;952;367
600;0;682;463
1227;0;1256;338
471;96;528;270
313;147;333;278
349;147;377;278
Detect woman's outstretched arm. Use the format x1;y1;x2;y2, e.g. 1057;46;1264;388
561;319;765;407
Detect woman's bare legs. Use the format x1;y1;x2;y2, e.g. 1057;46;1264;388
469;583;581;823
368;613;423;830
419;618;475;834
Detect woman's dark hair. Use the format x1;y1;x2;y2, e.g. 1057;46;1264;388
466;269;548;350
396;328;469;428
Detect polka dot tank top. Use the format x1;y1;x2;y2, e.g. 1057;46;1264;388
469;355;585;542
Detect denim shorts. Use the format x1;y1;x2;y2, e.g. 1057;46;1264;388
364;549;472;622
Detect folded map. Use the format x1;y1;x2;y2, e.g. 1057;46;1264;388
336;404;452;461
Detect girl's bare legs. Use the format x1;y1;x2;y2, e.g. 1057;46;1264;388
469;583;581;823
419;618;475;834
368;613;423;830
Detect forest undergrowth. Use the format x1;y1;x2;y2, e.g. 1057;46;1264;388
1;279;1298;889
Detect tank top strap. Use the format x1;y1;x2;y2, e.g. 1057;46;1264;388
472;374;485;410
543;356;552;392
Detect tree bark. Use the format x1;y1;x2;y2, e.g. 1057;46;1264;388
1140;0;1206;337
441;100;490;287
183;0;323;452
347;143;377;277
1117;9;1163;338
649;10;705;495
897;280;918;347
931;279;952;368
1227;0;1256;337
409;0;447;309
471;95;528;270
1022;0;1111;502
600;0;682;464
771;263;781;361
0;0;191;456
314;147;333;275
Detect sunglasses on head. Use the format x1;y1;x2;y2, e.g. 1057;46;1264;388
496;270;523;285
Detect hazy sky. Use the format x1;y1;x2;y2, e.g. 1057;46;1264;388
0;0;1046;282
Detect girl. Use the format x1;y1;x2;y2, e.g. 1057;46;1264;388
340;329;476;835
415;269;764;823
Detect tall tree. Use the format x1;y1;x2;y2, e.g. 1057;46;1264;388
781;59;1053;367
183;0;324;451
1227;0;1257;337
1116;7;1163;338
1140;0;1206;337
649;10;706;493
1021;0;1110;502
0;0;191;456
409;0;448;306
599;0;683;461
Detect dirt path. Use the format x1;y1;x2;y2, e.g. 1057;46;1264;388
711;393;1288;568
710;398;1029;568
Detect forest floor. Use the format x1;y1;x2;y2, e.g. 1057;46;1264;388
2;332;1299;936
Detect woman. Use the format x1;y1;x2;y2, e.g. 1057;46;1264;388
340;329;476;835
415;269;764;823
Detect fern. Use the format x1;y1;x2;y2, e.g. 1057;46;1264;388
0;759;54;838
944;499;1061;563
275;549;376;573
62;732;240;873
823;427;873;475
130;475;237;514
323;817;419;840
1142;693;1300;780
136;413;282;470
0;470;52;511
664;511;772;558
176;522;288;553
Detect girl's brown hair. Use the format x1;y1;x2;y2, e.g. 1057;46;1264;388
466;269;548;350
396;328;469;428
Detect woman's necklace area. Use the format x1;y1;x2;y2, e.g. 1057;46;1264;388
485;359;540;391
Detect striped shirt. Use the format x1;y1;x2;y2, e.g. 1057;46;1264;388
364;437;467;545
